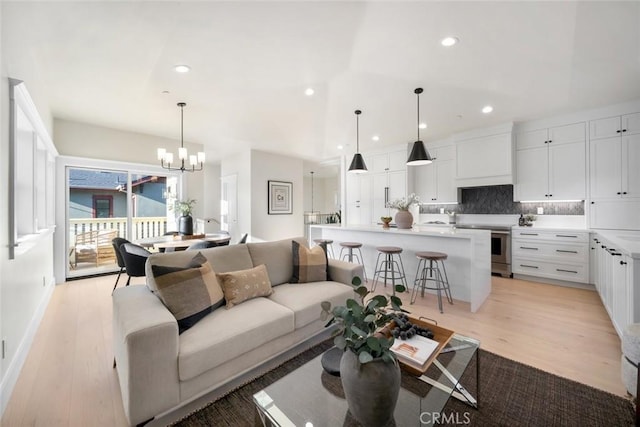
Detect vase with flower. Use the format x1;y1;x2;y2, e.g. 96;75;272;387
387;193;420;229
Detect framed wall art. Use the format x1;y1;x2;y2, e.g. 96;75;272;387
268;180;292;215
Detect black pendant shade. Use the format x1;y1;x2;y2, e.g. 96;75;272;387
348;153;368;173
407;140;432;165
348;109;368;173
406;88;433;166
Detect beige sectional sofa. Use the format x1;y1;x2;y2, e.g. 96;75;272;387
112;237;361;426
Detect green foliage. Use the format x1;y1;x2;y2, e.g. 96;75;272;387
321;276;407;364
172;199;196;216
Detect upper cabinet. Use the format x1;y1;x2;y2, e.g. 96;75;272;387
514;122;586;201
589;113;640;200
414;145;457;204
589;111;640;230
369;150;407;173
455;123;514;188
589;112;640;140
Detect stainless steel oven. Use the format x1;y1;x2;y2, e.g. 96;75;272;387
456;224;512;277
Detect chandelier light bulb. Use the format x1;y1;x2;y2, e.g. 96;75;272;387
157;148;166;161
178;147;188;160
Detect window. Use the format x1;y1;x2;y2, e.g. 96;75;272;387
92;196;113;218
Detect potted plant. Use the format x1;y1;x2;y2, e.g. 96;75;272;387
321;277;406;427
172;199;196;235
387;193;420;229
525;214;537;227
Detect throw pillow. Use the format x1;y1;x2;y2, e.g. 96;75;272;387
151;256;224;334
216;264;273;308
291;240;327;283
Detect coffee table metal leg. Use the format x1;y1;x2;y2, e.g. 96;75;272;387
418;359;478;409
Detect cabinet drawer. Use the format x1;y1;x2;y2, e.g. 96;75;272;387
512;240;588;263
512;258;589;283
512;229;588;243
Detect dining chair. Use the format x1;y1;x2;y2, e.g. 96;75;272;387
120;243;152;287
186;240;219;251
111;237;130;293
237;233;248;244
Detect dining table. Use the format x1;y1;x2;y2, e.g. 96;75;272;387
136;233;231;252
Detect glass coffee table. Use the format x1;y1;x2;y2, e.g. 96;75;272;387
253;333;480;426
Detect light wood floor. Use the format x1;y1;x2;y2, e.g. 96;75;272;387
1;274;627;427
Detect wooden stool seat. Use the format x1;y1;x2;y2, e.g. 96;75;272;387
340;242;363;248
416;251;448;261
376;246;403;254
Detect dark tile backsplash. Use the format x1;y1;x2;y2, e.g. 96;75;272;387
419;185;584;215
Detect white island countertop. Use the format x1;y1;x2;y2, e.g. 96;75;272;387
312;224;489;239
594;230;640;259
310;224;491;312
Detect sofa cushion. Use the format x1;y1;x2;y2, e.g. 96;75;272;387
151;257;224;334
216;264;273;308
178;297;295;381
247;237;307;286
268;281;354;329
291;240;327;283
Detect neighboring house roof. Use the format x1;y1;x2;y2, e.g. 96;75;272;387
69;169;127;190
69;169;165;191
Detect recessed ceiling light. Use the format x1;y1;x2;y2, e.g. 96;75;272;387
174;65;191;73
305;88;315;96
482;105;494;114
419;123;427;129
337;145;343;150
372;135;380;141
441;37;459;47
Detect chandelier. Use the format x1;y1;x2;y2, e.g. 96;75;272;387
157;102;205;172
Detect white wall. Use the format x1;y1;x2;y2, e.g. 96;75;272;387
0;10;57;413
251;150;303;241
303;175;339;214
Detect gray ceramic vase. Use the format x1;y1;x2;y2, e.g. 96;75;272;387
394;210;413;229
340;350;401;427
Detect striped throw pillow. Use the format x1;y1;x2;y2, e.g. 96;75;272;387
291;240;327;283
151;255;224;334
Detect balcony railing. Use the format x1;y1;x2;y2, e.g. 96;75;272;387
69;216;169;242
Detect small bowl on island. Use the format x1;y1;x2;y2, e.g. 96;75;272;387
381;216;393;228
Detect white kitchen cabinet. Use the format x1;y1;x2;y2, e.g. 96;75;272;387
346;147;406;225
511;229;590;284
514;122;585;201
455;130;513;187
370;149;407;173
590;133;640;199
346;173;372;225
593;233;639;338
415;145;457;204
589;234;599;287
589;112;640;140
588;199;640;230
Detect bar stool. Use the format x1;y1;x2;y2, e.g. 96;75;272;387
411;251;453;313
313;238;335;259
372;246;408;296
339;242;367;282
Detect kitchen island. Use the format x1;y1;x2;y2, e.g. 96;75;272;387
310;224;491;312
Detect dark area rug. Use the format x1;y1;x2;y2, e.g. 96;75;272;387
173;340;634;426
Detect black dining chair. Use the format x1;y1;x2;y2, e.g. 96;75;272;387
237;233;248;244
120;243;152;287
111;237;131;293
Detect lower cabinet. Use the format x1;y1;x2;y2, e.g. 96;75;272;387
593;233;638;337
511;229;590;284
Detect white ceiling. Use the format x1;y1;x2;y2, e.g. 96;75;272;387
3;1;640;169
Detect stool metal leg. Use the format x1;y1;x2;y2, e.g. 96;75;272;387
439;260;453;304
356;248;367;282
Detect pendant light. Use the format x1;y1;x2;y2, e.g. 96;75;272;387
406;88;433;166
157;102;206;173
348;109;368;173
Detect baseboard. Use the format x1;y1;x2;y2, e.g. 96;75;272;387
0;276;56;416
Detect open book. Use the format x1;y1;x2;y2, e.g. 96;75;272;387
391;335;439;370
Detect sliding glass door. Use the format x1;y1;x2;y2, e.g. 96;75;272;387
66;167;177;279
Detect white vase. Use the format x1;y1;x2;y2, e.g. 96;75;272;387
394;211;413;229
